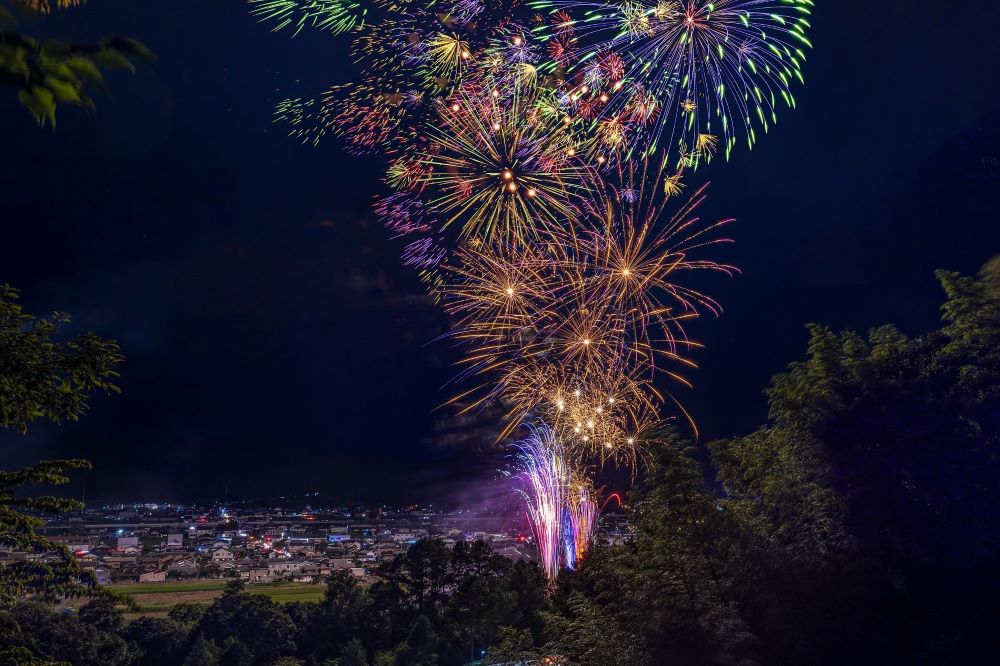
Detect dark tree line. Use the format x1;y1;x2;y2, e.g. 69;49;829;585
1;257;998;664
0;548;548;666
544;255;1000;664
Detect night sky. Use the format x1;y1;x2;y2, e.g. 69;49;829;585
2;1;999;504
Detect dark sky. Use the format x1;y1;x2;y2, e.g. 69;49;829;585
2;1;999;504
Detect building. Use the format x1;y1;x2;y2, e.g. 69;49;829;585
267;560;303;578
212;548;234;562
139;570;167;583
245;566;270;583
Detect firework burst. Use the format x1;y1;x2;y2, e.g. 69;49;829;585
417;82;595;245
441;155;734;463
529;0;813;162
248;0;367;36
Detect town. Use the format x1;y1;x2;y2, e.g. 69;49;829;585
24;501;630;589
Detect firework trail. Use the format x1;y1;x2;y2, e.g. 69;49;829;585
513;424;569;579
512;424;599;577
566;481;598;564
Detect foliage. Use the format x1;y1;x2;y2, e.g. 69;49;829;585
544;442;760;665
541;255;1000;664
122;615;191;666
0;284;124;434
0;539;549;665
707;255;1000;662
191;580;297;665
0;459;110;609
0;1;152;127
485;626;537;665
1;601;132;665
335;637;368;666
0;284;127;659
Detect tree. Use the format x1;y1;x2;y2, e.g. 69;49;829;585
0;285;126;608
374;615;438;666
485;626;537;665
543;593;649;666
545;441;761;665
168;601;207;626
79;595;125;633
195;580;297;665
0;284;123;433
294;572;371;661
183;635;220;666
4;601;133;665
122;616;191;666
377;539;453;616
706;255;1000;663
0;2;153;127
404;614;438;665
0;285;127;657
336;637;369;666
0;459;110;607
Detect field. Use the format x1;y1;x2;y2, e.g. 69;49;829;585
59;580;326;616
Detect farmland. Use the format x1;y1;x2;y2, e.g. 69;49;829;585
61;580;327;616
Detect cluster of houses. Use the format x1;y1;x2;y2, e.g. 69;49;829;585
12;504;542;587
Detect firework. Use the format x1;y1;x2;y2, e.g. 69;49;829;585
374;191;432;238
248;0;367;36
506;364;662;469
273;79;418;153
274;97;334;147
254;0;752;557
565;481;598;564
529;0;813;162
512;424;596;578
513;424;567;578
441;156;735;463
417;82;595;245
351;3;522;95
328;79;410;154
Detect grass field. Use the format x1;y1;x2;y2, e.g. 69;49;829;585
108;581;230;595
60;580;326;616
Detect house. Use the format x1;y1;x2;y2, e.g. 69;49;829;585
114;565;141;583
139;570;167;583
250;566;271;582
212;548;234;562
103;555;140;568
167;559;199;578
267;560;303;578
